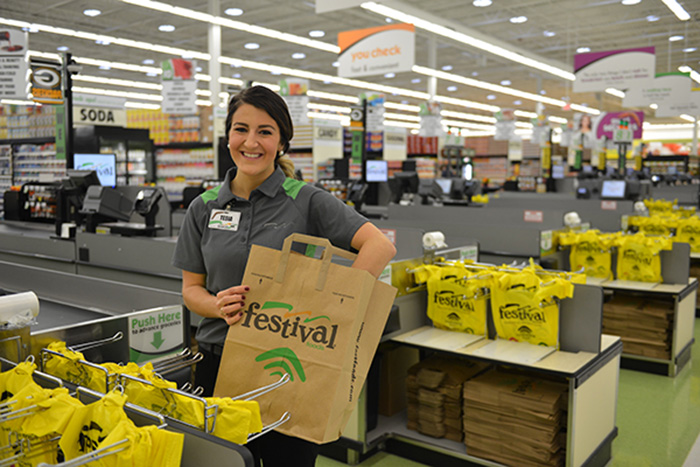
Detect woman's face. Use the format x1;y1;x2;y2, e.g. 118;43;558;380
228;103;284;181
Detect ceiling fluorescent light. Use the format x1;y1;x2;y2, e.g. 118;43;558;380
385;102;421;112
0;17;209;60
549;116;568;124
384;120;420;130
125;102;161;110
679;66;700;84
73;86;163;101
514;110;537;119
605;88;626;98
440;110;496;123
360;2;575;81
434;95;500;113
661;0;691;21
308;90;359;104
441;119;495;131
308;103;352;113
72;75;162;90
413;65;598;113
219;56;430;100
384;112;421;122
117;0;339;53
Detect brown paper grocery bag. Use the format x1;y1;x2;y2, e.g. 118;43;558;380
214;233;397;444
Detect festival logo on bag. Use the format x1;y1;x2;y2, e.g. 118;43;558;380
241;299;340;352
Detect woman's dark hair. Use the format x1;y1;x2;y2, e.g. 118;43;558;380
224;85;294;155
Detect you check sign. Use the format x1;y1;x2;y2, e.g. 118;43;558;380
129;305;186;363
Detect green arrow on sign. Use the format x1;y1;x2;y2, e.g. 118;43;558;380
151;331;165;349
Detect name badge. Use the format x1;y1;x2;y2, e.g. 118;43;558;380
208;209;240;231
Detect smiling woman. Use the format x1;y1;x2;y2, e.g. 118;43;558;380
172;85;396;467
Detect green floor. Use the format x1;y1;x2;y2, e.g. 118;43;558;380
318;319;700;467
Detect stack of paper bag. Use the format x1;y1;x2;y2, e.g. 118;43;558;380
406;355;486;442
463;369;568;467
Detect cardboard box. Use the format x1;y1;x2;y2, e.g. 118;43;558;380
378;345;420;417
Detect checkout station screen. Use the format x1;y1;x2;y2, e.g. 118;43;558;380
73;153;117;187
600;180;627;199
366;160;388;182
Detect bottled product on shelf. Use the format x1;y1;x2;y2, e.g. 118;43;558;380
318;179;348;200
0;144;11;212
0;104;56;140
13;142;65;185
155;146;215;201
22;182;58;221
287;151;314;182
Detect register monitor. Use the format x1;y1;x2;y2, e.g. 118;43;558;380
600;180;627;199
366;160;388;182
73;153;117;187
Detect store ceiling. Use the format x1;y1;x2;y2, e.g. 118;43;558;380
1;0;698;126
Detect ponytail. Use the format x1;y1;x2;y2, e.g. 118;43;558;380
276;155;296;179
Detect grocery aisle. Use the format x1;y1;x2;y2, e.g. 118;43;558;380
318;318;700;467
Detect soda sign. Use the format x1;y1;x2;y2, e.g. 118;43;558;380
73;106;126;127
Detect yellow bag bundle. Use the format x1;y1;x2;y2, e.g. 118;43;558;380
644;198;677;215
674;205;696;218
59;390;132;460
204;398;263;444
422;263;489;335
0;360;38;401
471;194;489;204
43;341;106;389
614;233;673;282
0;381;49;447
19;387;84;438
559;230;618;279
674;216;700;252
629;215;676;236
93;419;184;467
488;267;575;348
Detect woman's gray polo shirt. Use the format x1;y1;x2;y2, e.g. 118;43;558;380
172;166;368;347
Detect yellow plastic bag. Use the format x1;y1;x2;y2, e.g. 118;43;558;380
674;216;700;252
489;268;574;348
559;230;617;279
424;264;489;334
0;360;38;401
204;398;262;444
0;382;49;447
19;388;84;437
59;390;132;460
94;420;184;467
632;216;675;237
615;233;672;282
644;198;676;215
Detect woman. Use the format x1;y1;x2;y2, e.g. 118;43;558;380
172;85;396;466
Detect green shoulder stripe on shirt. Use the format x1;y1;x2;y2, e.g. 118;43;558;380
282;178;306;200
200;185;222;203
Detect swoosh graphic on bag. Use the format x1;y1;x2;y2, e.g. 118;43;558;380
284;311;331;323
261;301;294;312
255;347;306;382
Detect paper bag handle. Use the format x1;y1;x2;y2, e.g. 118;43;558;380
276;233;358;290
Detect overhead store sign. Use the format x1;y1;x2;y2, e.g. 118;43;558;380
30;60;63;104
73;93;126;109
594;111;644;141
313;119;342;147
0;28;29;100
280;78;310;126
338;23;415;79
73;106;126;127
161;58;197;115
623;73;691;115
573;47;655;93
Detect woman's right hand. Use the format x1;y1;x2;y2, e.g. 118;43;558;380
215;284;250;325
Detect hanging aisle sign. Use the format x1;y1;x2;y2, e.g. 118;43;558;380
573;47;655;93
161;58;197;114
279;78;310;126
623;73;691;114
338;23;415;79
30;59;63;105
315;0;364;13
0;28;29;100
594;111;644;141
